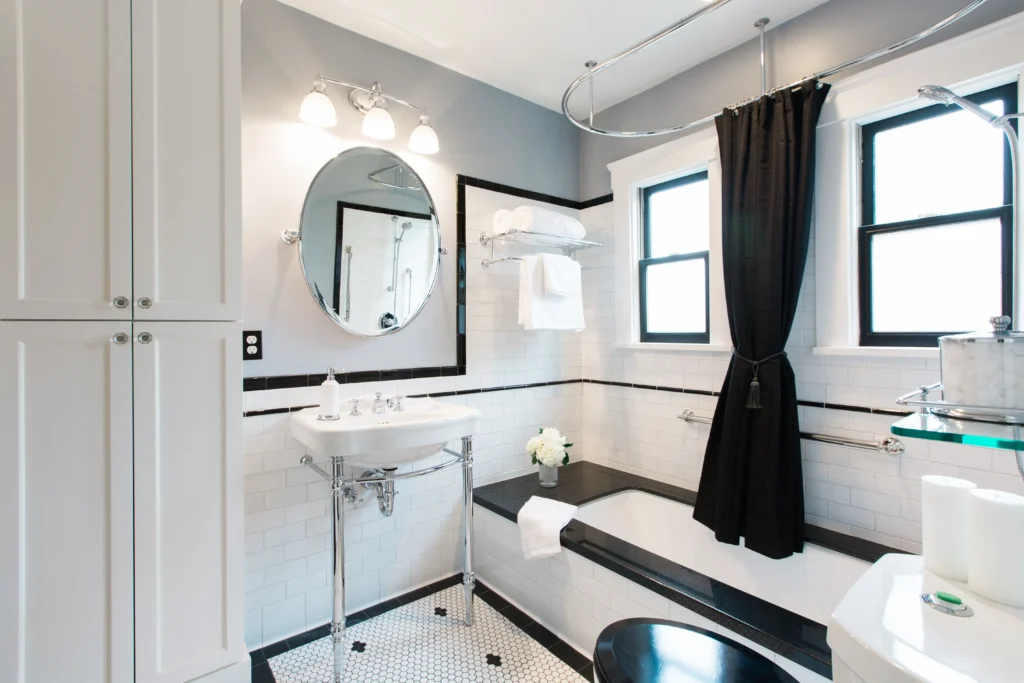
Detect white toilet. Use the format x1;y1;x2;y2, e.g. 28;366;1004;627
828;554;1024;682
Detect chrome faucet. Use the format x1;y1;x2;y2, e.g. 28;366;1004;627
387;396;405;412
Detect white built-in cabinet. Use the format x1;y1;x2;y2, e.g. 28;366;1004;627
0;0;241;323
0;1;245;683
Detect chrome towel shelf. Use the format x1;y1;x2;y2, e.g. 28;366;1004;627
678;410;905;455
479;228;602;269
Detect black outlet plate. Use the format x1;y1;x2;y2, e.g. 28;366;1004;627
243;330;263;360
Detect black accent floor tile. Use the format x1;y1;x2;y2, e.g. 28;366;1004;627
261;639;290;659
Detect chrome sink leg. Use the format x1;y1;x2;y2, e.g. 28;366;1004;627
461;436;475;626
331;456;346;683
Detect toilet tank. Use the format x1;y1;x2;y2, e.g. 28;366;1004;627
827;554;1024;682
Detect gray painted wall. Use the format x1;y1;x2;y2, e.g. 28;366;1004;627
241;0;578;377
579;0;1023;199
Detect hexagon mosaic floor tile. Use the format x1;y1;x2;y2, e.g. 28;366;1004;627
267;586;590;683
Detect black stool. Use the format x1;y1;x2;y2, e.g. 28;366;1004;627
593;619;799;683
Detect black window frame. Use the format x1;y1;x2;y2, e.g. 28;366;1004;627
639;172;711;344
859;82;1018;347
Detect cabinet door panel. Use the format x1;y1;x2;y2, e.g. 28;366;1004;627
0;322;134;683
134;322;244;683
132;0;241;322
0;0;132;320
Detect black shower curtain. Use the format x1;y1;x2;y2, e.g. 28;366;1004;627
692;80;831;560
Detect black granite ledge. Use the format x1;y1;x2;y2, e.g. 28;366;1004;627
474;462;906;680
248;574;594;682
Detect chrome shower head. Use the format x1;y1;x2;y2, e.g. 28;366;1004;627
918;85;999;125
401;221;413;230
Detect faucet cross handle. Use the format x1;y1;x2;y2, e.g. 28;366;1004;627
349;398;361;417
394;396;405;412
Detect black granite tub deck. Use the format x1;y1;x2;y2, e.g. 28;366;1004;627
474;462;905;680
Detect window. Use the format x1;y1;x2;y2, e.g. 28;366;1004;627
639;172;711;343
859;83;1017;347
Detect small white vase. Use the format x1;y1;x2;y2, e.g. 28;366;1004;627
538;464;558;488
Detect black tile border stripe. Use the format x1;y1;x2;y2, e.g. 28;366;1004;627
243;375;913;419
248;574;593;681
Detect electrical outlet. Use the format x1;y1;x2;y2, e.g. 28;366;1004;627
243;330;262;360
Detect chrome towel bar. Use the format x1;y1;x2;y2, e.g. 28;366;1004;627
678;410;905;455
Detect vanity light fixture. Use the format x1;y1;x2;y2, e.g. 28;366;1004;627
299;75;439;154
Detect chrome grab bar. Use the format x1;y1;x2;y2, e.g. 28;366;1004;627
678;410;905;455
343;245;353;322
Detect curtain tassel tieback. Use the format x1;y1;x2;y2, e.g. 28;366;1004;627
732;350;787;410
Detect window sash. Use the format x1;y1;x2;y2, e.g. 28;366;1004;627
861;82;1018;225
858;206;1013;347
639;252;711;344
640;171;711;344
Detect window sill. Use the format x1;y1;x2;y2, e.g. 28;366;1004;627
813;346;939;359
613;342;733;353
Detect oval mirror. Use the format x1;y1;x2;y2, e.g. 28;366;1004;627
298;147;441;336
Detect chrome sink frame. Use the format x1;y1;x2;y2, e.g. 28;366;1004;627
300;436;475;683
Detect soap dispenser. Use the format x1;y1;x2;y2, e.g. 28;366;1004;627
317;366;342;421
372;392;387;415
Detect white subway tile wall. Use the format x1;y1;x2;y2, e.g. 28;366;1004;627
243;186;584;648
473;506;829;683
576;201;1024;556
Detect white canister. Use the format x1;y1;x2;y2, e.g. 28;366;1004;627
939;316;1024;411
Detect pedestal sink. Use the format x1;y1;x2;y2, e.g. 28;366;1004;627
289;395;481;683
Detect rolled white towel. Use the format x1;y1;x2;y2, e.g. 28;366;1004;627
511;206;587;240
492;209;514;235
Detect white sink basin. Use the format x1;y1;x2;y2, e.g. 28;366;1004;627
289;396;481;467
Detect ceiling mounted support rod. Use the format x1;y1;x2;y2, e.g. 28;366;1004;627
755;17;770;95
562;0;989;138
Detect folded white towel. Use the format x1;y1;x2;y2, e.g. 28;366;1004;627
537;253;581;297
511;206;587;241
518;256;585;331
517;495;578;561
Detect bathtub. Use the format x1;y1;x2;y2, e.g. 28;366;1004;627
575;489;872;626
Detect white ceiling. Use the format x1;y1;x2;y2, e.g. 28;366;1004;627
278;0;831;113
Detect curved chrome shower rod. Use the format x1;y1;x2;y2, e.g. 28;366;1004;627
562;0;990;138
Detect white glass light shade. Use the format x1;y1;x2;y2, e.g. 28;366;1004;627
299;88;337;127
362;105;396;140
408;115;439;155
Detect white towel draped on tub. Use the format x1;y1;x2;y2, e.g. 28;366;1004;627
510;206;587;240
517;496;578;561
518;255;585;330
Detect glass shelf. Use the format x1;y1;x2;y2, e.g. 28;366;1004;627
479;229;603;252
891;412;1024;451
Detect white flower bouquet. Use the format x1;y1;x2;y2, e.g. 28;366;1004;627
526;427;572;468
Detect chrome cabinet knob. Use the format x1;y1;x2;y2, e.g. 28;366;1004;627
112;332;129;345
112;296;129;309
137;297;153;309
137;332;153;344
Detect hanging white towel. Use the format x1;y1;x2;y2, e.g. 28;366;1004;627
517;495;578;561
511;206;587;240
537;253;581;297
518;256;585;331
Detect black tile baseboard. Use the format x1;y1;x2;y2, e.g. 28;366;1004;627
474;462;908;681
248;574;593;682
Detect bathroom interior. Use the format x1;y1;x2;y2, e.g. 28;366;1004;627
5;0;1024;681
